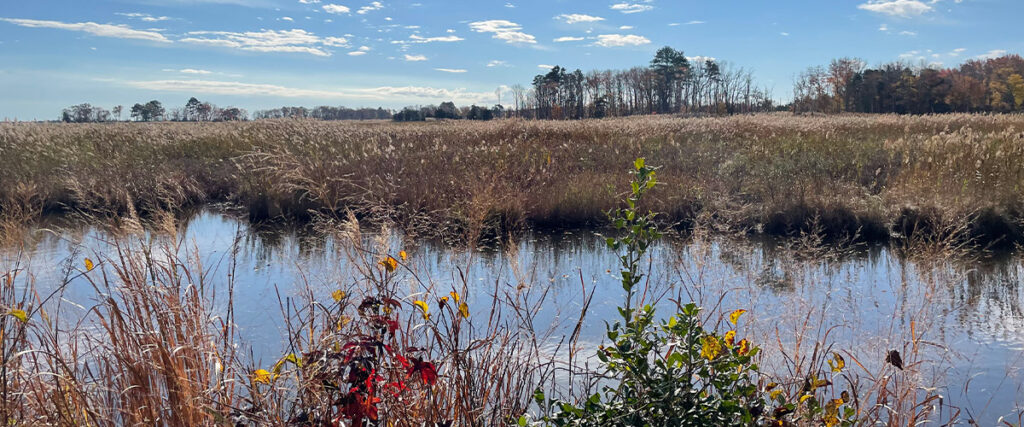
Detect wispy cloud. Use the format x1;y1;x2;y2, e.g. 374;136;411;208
857;0;932;18
180;29;347;57
593;33;650;47
121;79;499;103
684;20;705;25
975;49;1007;60
404;53;427;61
486;60;508;67
610;3;653;14
555;14;604;24
553;36;584;42
538;64;554;70
468;20;536;44
434;68;466;73
115;12;172;22
348;45;370;55
0;17;170;42
357;1;383;14
391;34;464;44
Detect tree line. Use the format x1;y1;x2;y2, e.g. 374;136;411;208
252;106;392;120
507;46;776;120
793;55;1024;114
392;101;505;122
59;98;247;122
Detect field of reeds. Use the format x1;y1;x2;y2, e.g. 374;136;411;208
3;113;1024;247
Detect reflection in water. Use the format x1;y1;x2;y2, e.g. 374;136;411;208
3;210;1024;424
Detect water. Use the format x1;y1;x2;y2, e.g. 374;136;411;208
4;210;1023;424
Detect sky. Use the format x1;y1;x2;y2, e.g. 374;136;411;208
1;0;1022;120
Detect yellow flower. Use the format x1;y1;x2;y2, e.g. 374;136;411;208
380;256;398;273
728;309;747;325
331;290;346;302
724;330;736;347
700;335;722;360
458;302;469;319
84;258;95;272
399;250;408;261
413;300;430;320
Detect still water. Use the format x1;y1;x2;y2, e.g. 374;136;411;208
5;210;1024;424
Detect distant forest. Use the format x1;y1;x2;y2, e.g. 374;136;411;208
54;46;1024;123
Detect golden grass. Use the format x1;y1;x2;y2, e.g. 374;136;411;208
3;114;1024;247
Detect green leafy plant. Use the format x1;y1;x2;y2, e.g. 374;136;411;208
529;158;857;427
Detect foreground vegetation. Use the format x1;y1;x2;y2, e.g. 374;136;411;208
1;159;959;425
4;113;1024;249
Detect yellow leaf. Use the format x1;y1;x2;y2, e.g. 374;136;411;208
829;352;845;373
799;394;812;404
724;330;736;347
765;382;778;391
413;300;430;320
84;258;94;272
380;256;398;273
8;309;28;323
700;335;722;360
252;369;272;384
728;309;747;325
331;290;346;302
458;302;469;319
737;339;750;356
399;250;408;261
449;291;460;303
770;389;782;400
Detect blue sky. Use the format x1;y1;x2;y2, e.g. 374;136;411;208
1;0;1021;120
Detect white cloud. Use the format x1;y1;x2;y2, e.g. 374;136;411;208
115;13;172;22
899;30;916;36
619;25;633;29
0;17;170;42
949;47;966;56
857;0;932;18
121;79;501;104
687;55;716;63
975;49;1007;60
322;4;351;14
538;64;554;70
610;3;653;14
878;23;889;31
357;1;384;14
280;16;294;21
668;23;680;26
404;53;427;61
468;20;536;44
434;68;466;73
180;68;213;74
553;36;584;42
391;34;464;44
780;32;789;36
684;20;705;25
298;0;320;3
180;29;345;57
348;45;370;55
593;34;650;47
486;60;508;67
323;36;349;47
555;14;605;24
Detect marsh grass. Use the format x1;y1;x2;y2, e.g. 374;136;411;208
4;114;1024;248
